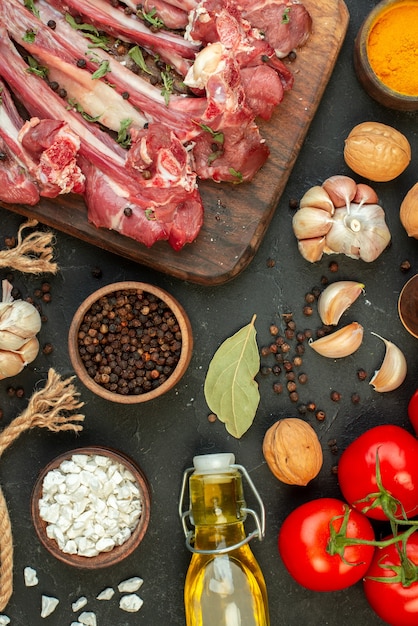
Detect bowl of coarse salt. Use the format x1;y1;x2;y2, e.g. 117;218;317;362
31;446;151;568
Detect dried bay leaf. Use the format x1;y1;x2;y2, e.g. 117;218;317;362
204;315;260;438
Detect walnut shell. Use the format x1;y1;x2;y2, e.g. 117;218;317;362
262;418;323;486
400;182;418;238
344;121;411;182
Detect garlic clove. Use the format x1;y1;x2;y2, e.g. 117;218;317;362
299;186;335;215
317;281;365;325
322;175;357;211
0;349;25;380
297;236;326;262
292;207;333;240
13;336;39;365
369;333;407;392
309;322;364;358
353;183;379;206
0;329;29;351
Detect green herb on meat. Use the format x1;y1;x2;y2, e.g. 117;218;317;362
145;208;156;221
26;56;48;79
91;60;111;80
140;7;165;30
229;168;243;183
24;0;40;18
23;29;37;44
117;119;132;148
161;69;174;105
65;14;110;49
128;46;152;75
282;7;291;23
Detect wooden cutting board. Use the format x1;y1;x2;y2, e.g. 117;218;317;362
1;0;349;285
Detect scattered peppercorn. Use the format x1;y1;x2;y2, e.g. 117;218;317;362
303;305;313;316
266;258;276;268
42;343;54;355
208;413;217;423
305;292;315;304
289;391;299;402
400;260;411;273
351;392;361;404
287;381;297;393
357;368;368;381
328;261;339;272
91;266;103;279
297;404;307;415
315;410;326;421
4;237;16;249
298;373;308;384
269;324;279;336
331;465;339;475
15;387;25;399
306;401;316;412
273;382;283;394
6;387;15;397
42;292;52;303
288;198;299;210
330;390;341;402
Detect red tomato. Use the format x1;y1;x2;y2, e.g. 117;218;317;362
278;497;375;592
338;425;418;521
408;390;418;437
364;531;418;626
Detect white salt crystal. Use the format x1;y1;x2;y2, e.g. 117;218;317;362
41;595;59;618
119;593;143;612
23;566;38;587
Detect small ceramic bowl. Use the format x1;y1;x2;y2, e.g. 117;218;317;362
31;446;151;569
354;0;418;111
68;281;193;403
398;274;418;338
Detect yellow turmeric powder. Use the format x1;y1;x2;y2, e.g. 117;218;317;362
367;2;418;96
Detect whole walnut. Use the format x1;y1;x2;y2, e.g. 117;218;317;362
263;418;323;486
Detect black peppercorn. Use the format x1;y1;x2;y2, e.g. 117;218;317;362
330;390;341;402
357;368;368;381
76;288;182;396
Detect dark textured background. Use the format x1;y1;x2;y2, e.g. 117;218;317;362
1;0;418;623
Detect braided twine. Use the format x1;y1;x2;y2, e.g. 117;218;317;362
0;369;84;610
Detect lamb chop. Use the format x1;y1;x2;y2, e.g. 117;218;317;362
0;77;84;201
45;0;199;76
0;80;40;206
0;25;203;249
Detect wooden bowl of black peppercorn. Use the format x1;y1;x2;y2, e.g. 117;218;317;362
68;282;193;403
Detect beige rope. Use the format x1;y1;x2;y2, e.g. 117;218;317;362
0;369;84;610
0;219;58;274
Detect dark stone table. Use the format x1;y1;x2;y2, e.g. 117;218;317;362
0;0;417;623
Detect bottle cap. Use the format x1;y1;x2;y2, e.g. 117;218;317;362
193;453;235;473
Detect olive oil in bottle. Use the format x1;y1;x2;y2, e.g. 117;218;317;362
179;453;270;626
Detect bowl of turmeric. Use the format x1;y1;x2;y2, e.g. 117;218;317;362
354;0;418;111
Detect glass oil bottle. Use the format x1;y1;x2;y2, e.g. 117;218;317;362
179;452;270;626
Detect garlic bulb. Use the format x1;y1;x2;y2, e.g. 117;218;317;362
369;333;407;393
317;281;365;325
309;322;364;358
293;178;391;263
0;279;42;378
